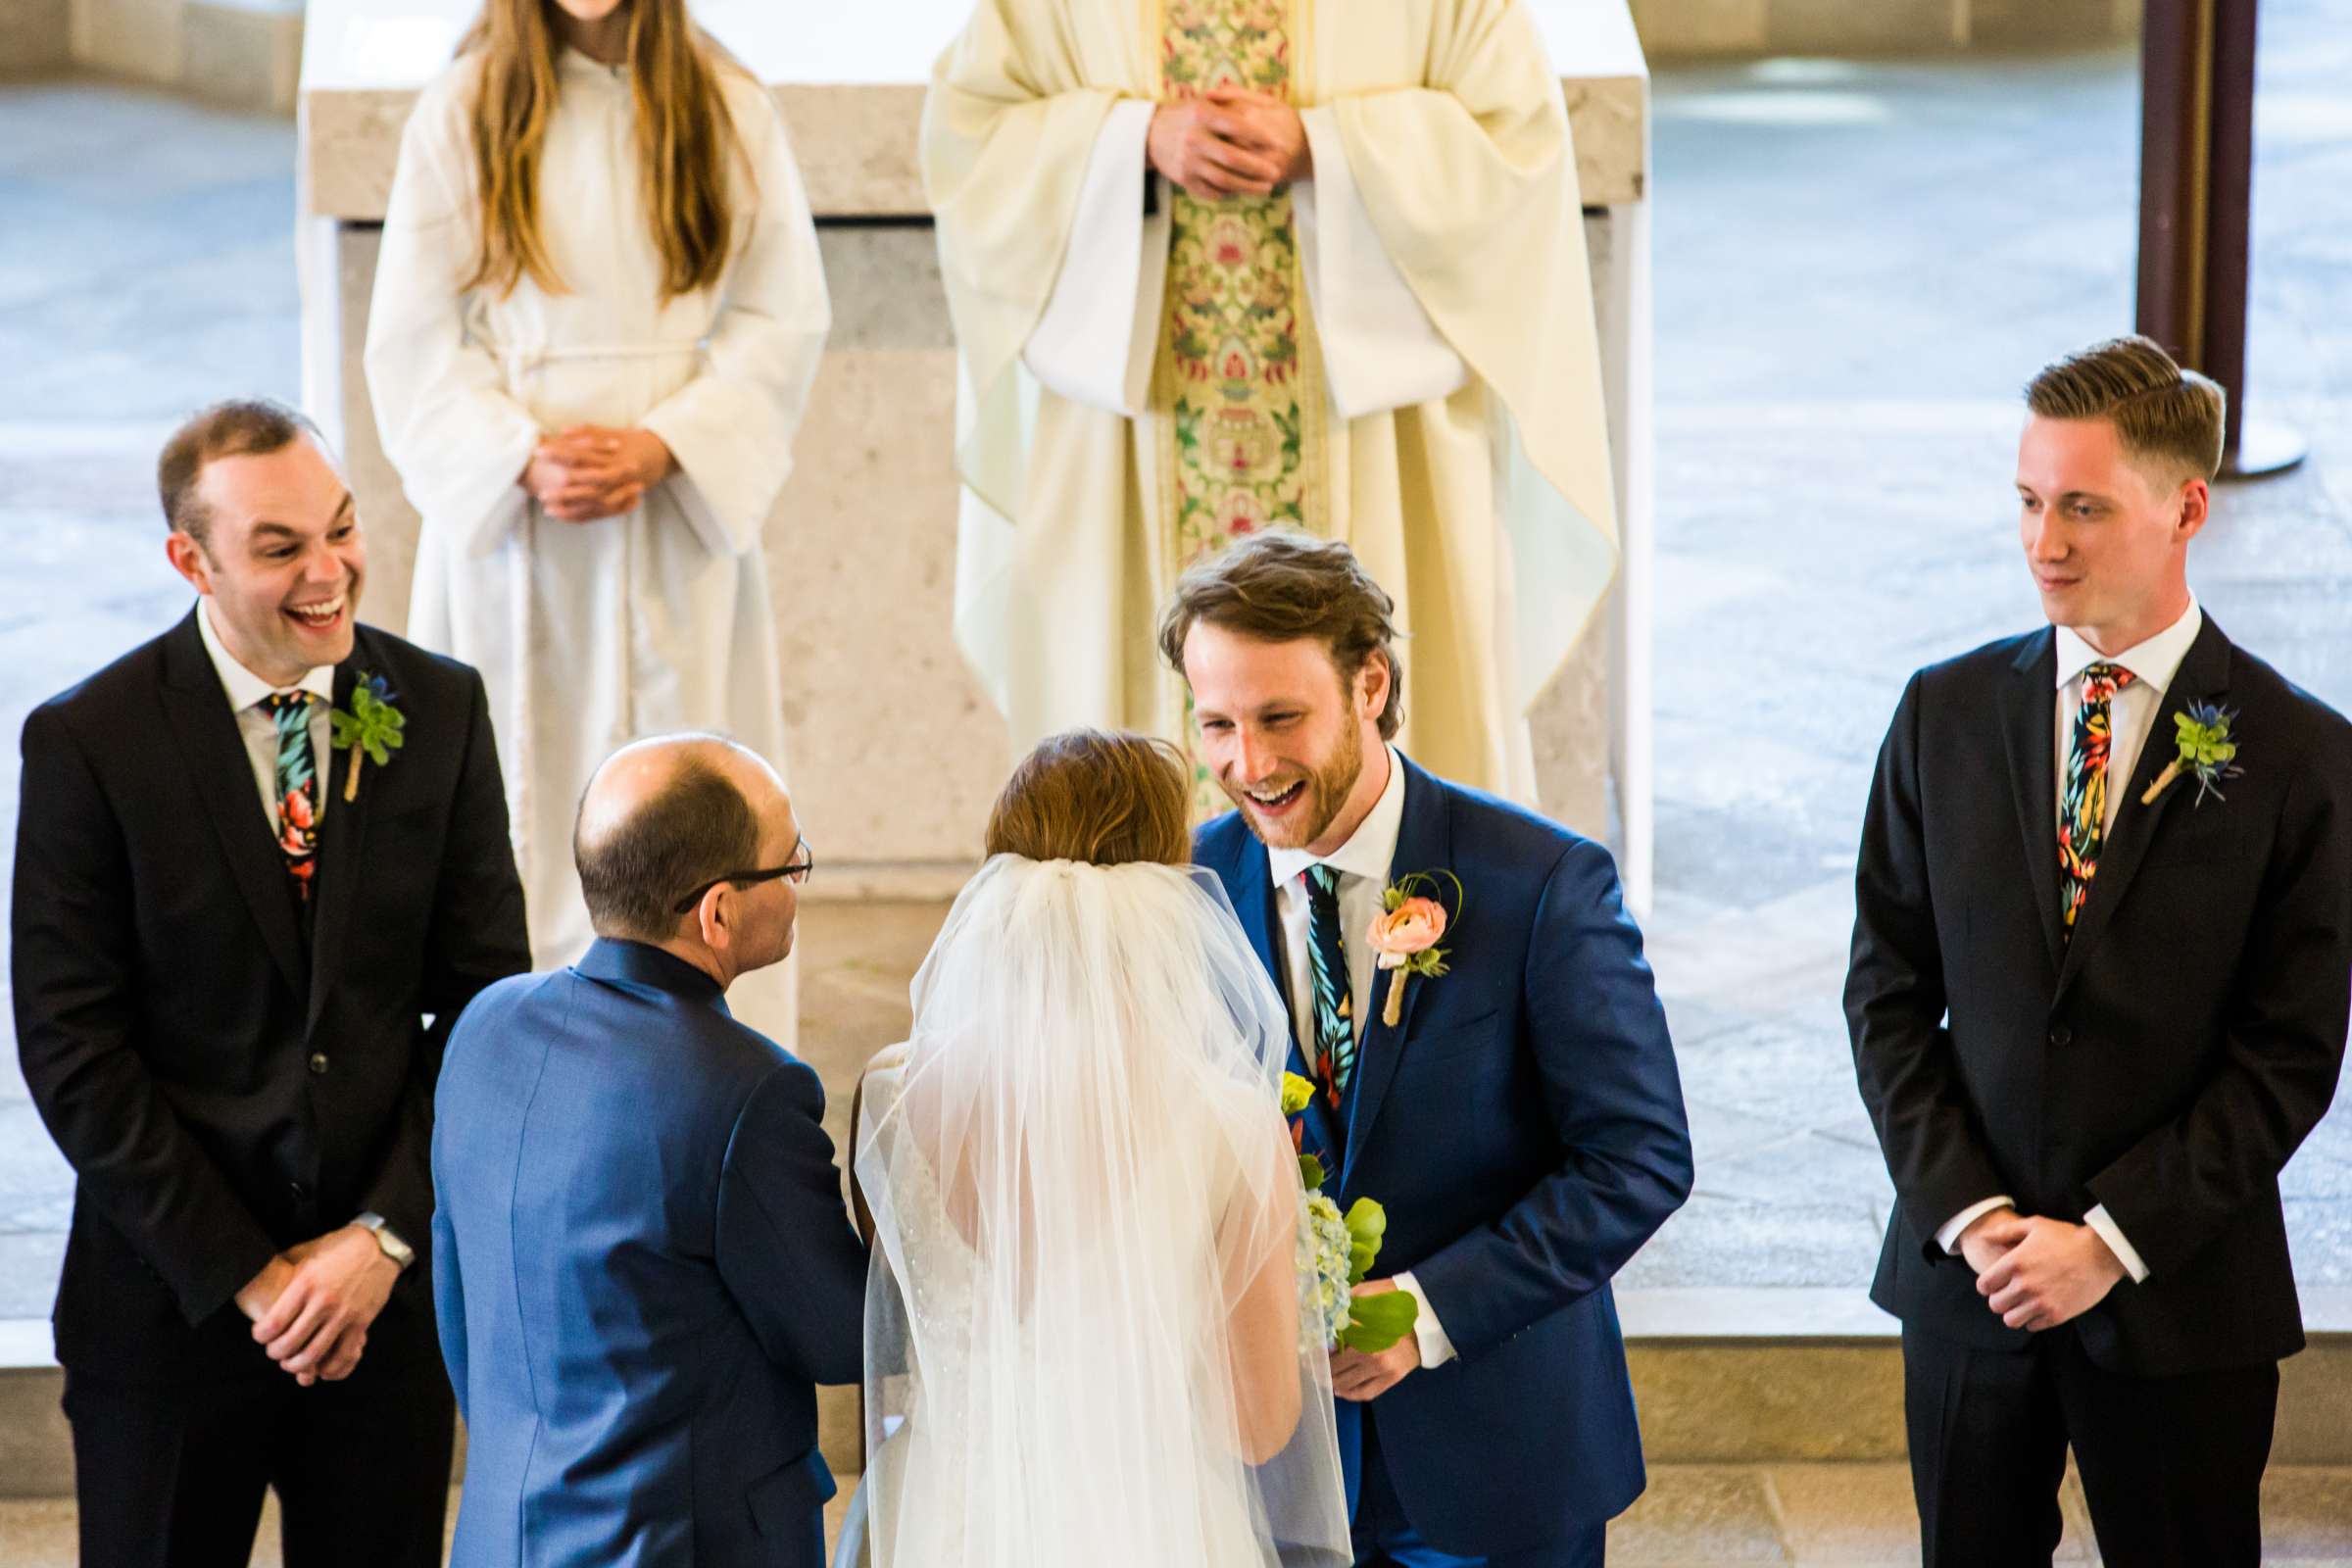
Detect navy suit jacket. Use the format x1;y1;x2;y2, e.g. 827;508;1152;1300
432;940;867;1568
1195;755;1692;1555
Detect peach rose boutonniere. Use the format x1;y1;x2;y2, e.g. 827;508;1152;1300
1365;870;1465;1027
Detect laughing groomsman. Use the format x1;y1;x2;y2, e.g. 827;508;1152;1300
1847;337;2352;1567
12;399;529;1566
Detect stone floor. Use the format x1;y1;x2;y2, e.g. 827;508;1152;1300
0;1464;2348;1565
2;5;2350;1317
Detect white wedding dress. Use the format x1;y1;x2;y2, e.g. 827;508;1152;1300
856;858;1350;1568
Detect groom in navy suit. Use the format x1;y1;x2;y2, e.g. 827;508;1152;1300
1170;534;1692;1568
431;736;867;1567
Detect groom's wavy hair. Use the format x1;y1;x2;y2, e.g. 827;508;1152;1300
986;729;1191;869
2026;335;2226;484
1157;531;1404;741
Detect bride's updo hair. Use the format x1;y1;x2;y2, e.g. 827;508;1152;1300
985;729;1191;868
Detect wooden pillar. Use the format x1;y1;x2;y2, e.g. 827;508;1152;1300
2134;0;2301;475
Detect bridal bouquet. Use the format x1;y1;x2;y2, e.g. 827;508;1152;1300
1284;1073;1419;1354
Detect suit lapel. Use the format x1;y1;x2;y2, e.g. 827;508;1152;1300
2053;616;2232;1004
1998;630;2068;979
158;610;308;1000
1342;756;1450;1183
306;653;371;1037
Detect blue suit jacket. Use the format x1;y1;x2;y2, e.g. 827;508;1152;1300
1195;756;1692;1555
431;940;867;1568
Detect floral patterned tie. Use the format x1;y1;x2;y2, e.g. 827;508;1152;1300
1304;865;1356;1108
2058;662;2135;936
262;692;320;904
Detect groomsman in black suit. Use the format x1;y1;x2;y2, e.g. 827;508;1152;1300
11;399;530;1566
1847;336;2352;1567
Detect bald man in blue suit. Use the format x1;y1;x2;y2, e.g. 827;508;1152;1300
431;737;865;1567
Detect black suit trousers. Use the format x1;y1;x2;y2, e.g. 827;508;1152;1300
1901;1323;2276;1568
62;1315;455;1568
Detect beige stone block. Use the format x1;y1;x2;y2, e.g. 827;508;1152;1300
0;1497;75;1565
1764;0;1963;55
0;0;71;74
182;0;300;115
1608;1464;1788;1561
2264;1466;2352;1560
1964;0;2136;49
2278;1341;2352;1464
1631;1344;1908;1463
71;0;178;85
1630;0;1769;60
0;1369;71;1499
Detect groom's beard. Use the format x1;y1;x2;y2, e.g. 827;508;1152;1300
1223;719;1363;850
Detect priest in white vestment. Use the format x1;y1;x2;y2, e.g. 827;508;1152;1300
365;42;828;1043
925;0;1618;808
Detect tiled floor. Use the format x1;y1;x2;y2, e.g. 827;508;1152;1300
1;7;2349;1316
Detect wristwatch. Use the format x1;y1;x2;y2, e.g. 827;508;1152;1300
355;1211;416;1271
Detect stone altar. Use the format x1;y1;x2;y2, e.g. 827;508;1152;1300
296;0;1654;906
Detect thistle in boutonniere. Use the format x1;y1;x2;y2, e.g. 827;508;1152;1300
2141;702;2242;808
329;673;405;803
1365;869;1464;1027
1281;1070;1418;1354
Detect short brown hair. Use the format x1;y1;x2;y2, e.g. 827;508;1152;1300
2026;336;2226;483
985;729;1190;869
158;398;327;545
1155;532;1404;740
574;755;762;940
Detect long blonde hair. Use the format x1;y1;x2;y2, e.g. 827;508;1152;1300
458;0;745;302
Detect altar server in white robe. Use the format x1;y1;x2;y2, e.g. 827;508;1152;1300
367;0;828;1044
925;0;1617;809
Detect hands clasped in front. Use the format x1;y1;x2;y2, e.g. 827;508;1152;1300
1958;1207;2128;1334
232;1225;403;1388
1330;1277;1421;1401
521;425;676;522
1147;91;1311;200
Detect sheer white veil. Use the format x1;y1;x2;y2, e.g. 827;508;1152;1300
856;855;1350;1568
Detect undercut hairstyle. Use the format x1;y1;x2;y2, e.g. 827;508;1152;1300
985;729;1191;869
157;398;327;546
575;753;762;940
1156;531;1405;741
2026;335;2227;484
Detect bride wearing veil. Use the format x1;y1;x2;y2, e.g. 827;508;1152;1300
854;730;1351;1568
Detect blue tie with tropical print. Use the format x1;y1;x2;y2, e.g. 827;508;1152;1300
261;691;321;906
2058;662;2134;937
1304;865;1356;1110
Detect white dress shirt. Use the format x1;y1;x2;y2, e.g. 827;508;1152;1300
197;599;335;830
1936;598;2204;1284
1265;746;1458;1368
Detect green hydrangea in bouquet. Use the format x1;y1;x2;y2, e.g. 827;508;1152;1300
1283;1072;1419;1354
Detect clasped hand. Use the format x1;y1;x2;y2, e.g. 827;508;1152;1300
233;1225;401;1387
521;425;675;522
1959;1209;2127;1334
1329;1278;1420;1401
1148;91;1311;200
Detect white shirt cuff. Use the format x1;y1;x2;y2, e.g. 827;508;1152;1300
1936;1197;2015;1255
2083;1203;2151;1284
1390;1270;1456;1369
1021;98;1163;417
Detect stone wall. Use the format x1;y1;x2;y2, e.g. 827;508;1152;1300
7;0;301;110
1632;0;2139;57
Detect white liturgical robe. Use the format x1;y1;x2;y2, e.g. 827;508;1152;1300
924;0;1619;801
366;47;829;1028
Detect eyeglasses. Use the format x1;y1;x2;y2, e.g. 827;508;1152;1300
671;836;814;914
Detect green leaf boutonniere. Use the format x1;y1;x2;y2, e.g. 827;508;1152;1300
2141;701;2242;808
1364;869;1464;1027
329;673;406;803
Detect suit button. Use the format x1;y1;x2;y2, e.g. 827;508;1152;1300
289;1181;309;1203
308;1053;329;1075
2049;1025;2073;1048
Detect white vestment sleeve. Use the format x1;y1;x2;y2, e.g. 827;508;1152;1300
1291;107;1468;420
1018;98;1163;419
640;100;833;558
364;104;543;560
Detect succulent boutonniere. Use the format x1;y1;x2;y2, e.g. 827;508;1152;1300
2141;702;2241;808
1364;869;1464;1027
329;673;405;803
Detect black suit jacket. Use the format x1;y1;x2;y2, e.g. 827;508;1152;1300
12;608;530;1384
1847;615;2352;1376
